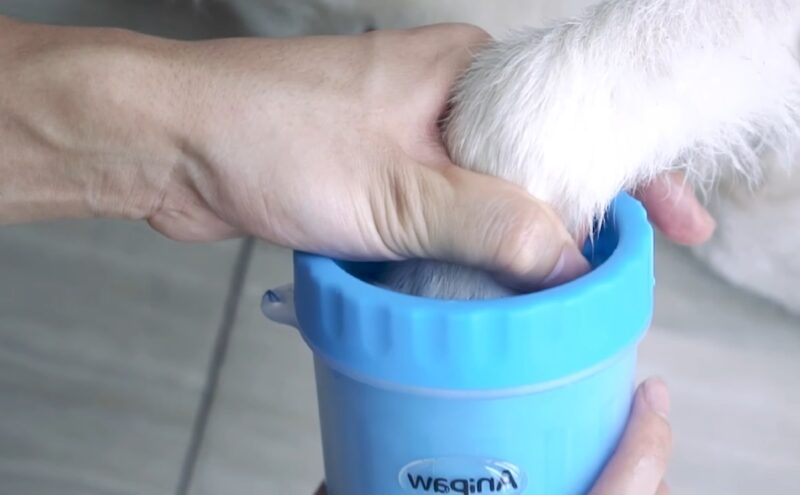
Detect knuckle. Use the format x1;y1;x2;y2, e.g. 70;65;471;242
489;196;557;276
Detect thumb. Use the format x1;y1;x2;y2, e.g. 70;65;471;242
398;163;589;291
589;378;673;495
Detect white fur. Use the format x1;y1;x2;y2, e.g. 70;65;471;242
230;0;800;303
387;0;800;299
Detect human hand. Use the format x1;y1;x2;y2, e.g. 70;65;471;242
313;378;672;495
144;25;713;289
150;23;597;290
588;378;672;495
0;19;713;289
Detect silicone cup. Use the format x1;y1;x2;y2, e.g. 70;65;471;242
262;193;654;495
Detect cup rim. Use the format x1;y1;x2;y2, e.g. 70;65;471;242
290;193;654;390
294;194;650;313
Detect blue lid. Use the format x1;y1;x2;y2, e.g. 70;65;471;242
289;194;654;391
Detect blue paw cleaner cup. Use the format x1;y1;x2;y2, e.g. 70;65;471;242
262;194;654;495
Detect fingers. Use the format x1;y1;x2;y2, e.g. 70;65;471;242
589;378;673;495
445;166;590;290
384;162;589;292
636;172;716;245
383;158;716;291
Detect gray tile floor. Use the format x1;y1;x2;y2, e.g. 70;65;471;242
1;2;799;494
0;220;241;495
188;243;322;495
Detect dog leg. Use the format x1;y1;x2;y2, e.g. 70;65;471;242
381;0;800;299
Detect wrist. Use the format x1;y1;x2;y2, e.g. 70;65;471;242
0;18;191;223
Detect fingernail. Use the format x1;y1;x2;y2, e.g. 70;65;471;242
644;378;671;419
541;245;591;288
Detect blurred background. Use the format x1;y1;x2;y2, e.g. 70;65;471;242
0;1;798;494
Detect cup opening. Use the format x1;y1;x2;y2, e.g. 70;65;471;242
335;213;620;291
